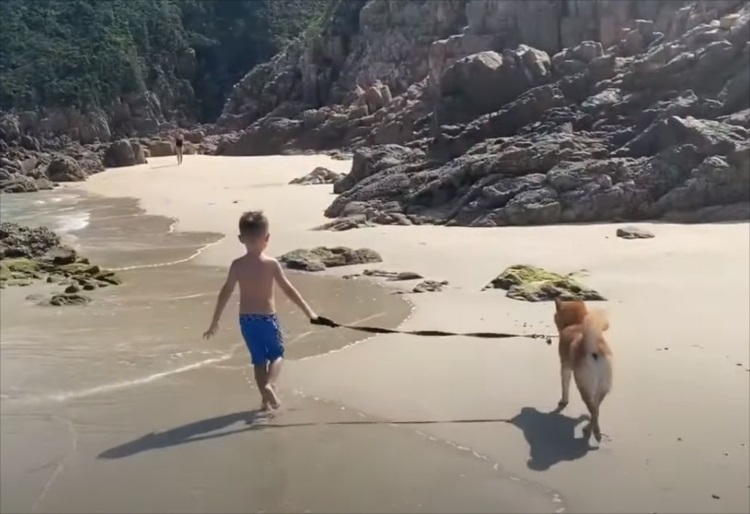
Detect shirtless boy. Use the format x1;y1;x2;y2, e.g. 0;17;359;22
203;211;320;410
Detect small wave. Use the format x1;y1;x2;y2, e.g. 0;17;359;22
110;237;224;271
2;346;241;407
167;292;213;301
55;212;90;234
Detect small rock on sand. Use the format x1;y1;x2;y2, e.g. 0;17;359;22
45;293;92;306
279;246;382;272
362;269;423;281
412;280;449;293
616;226;655;239
289;167;345;185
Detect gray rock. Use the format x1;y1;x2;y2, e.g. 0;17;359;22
361;269;423;281
412;280;449;293
131;142;147;164
438;47;551;122
148;140;175;157
46;156;86;182
103;139;137;168
278;246;382;272
616;226;655;239
0;222;61;258
289;167;344;185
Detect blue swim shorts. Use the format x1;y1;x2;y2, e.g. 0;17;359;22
239;313;285;366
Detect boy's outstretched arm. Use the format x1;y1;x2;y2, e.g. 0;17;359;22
272;260;317;320
203;261;238;339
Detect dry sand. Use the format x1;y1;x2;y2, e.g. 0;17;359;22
75;154;750;513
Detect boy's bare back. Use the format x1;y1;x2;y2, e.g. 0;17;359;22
203;209;318;338
232;253;280;315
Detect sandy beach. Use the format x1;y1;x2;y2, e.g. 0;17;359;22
3;152;747;513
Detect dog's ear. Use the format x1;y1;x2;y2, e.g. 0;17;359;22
554;297;562;311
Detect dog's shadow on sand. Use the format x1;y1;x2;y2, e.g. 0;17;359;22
99;406;597;470
508;406;596;471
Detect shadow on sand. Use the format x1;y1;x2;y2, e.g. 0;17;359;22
508;406;596;471
99;406;597;469
149;163;178;169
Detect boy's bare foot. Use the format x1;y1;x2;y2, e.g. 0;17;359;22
263;384;281;410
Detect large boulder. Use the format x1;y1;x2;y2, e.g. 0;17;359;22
1;175;52;193
438;46;552;122
333;145;426;194
222;118;304;156
131;142;147;164
103;139;137;168
148;140;175;157
0;223;61;259
46;156;86;182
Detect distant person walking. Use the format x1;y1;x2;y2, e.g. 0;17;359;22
175;132;184;165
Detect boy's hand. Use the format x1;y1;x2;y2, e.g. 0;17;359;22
311;316;338;328
203;323;219;339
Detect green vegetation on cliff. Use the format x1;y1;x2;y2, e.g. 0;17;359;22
0;0;333;121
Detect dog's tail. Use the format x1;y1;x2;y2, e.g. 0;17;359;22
581;309;609;360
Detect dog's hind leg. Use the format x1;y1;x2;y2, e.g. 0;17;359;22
559;365;572;408
591;391;608;441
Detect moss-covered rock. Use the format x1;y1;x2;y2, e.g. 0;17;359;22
484;264;606;302
59;261;101;276
3;258;40;276
1;223;123;304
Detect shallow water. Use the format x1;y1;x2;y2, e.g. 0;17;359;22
1;191;410;403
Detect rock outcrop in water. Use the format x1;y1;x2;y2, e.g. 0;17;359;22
0;222;122;305
213;0;749;227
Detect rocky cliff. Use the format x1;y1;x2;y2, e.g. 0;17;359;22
216;0;750;226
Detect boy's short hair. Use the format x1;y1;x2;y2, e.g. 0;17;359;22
238;211;269;238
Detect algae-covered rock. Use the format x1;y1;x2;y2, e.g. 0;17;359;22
0;223;123;303
59;261;101;276
484;264;605;302
279;246;382;272
4;257;40;276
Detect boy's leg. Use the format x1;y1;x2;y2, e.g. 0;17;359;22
253;364;272;409
240;316;272;409
260;315;285;409
265;358;283;408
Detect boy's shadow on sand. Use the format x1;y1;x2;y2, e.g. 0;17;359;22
99;406;596;470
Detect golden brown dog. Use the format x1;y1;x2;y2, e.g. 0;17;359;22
553;298;612;442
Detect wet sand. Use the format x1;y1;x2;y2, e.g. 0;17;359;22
4;192;554;513
68;154;750;514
